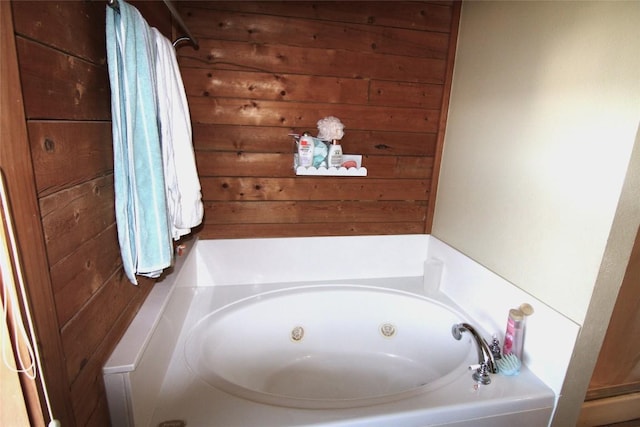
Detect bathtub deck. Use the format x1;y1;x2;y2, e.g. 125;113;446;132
147;278;555;427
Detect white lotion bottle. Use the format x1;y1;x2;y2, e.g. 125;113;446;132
327;140;343;168
298;134;315;167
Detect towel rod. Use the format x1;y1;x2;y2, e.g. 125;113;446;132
107;0;199;49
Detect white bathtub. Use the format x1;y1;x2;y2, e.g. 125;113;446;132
104;235;562;427
185;285;475;409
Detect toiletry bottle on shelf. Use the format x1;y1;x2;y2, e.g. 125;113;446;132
327;140;343;168
298;133;315;167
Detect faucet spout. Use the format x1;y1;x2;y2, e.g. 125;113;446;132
452;322;498;384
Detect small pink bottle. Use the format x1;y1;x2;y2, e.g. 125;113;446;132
502;303;534;360
502;309;524;359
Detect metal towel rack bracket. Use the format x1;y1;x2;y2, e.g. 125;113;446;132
107;0;199;49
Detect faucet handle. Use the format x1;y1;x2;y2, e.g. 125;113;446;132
489;335;502;360
472;362;492;385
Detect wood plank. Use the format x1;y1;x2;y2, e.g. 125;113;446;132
28;121;113;197
83;391;112;427
50;224;121;327
369;80;443;109
587;383;640;402
16;37;110;120
181;6;450;59
131;1;172;37
196;152;295;177
180;1;453;33
578;393;640;427
184;70;444;110
340;130;438;157
1;2;75;424
195;151;433;179
193;124;298;153
61;269;141;383
39;175;115;266
189;97;441;133
362;155;434;179
182;68;370;104
199;222;425;239
201;177;429;201
179;39;446;84
12;0;107;64
203;200;427;224
192;124;437;156
67;275;154;425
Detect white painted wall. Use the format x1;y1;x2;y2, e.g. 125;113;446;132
433;1;640;325
433;2;640;424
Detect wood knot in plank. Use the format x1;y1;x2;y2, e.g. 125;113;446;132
43;138;55;152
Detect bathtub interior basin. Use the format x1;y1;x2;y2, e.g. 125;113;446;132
184;285;474;409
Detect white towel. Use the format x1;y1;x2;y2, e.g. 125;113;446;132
152;28;204;240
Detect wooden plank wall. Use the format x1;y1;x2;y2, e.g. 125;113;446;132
177;1;460;238
10;2;172;425
7;1;459;425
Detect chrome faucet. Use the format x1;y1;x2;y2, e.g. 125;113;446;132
451;322;498;384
